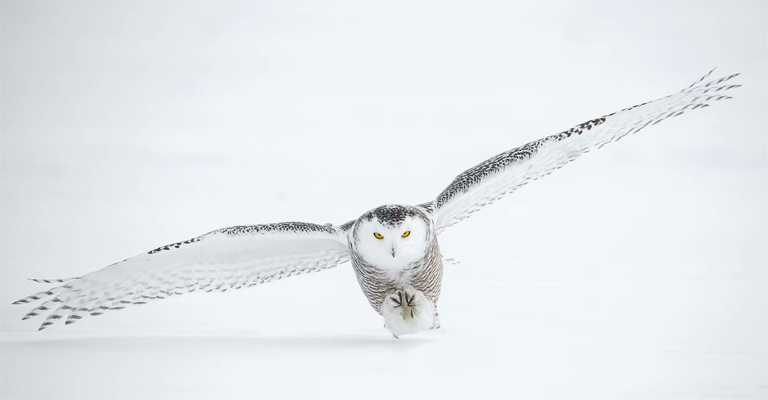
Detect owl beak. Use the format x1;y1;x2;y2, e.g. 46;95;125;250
391;246;396;258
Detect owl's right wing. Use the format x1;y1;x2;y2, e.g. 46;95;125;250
13;222;351;330
419;69;741;234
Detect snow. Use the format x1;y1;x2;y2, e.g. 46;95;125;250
2;1;766;399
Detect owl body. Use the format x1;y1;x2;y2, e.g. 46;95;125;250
348;205;443;336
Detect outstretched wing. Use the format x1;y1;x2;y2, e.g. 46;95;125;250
13;222;351;330
423;69;741;234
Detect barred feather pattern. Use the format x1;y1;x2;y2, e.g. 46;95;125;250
14;222;350;330
427;69;742;233
348;230;443;314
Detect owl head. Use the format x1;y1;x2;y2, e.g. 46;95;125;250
351;204;434;271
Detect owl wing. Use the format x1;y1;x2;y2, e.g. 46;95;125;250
13;222;351;330
421;69;741;234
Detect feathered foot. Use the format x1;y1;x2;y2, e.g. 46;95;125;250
382;287;437;337
388;289;417;321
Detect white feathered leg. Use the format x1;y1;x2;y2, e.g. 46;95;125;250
381;286;437;337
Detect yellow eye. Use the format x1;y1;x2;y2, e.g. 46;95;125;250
401;231;411;238
373;232;384;239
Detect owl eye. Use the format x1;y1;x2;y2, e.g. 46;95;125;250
373;232;384;239
401;231;411;238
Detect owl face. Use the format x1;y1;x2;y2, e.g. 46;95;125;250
352;205;433;273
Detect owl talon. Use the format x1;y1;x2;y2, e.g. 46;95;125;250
388;289;418;320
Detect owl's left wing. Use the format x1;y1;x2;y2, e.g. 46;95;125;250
13;222;350;330
421;69;741;234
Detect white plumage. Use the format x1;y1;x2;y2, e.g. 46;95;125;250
16;224;350;330
430;69;740;233
14;69;741;336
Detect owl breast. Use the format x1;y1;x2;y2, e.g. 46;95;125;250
349;237;444;315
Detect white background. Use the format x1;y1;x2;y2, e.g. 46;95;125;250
1;1;766;399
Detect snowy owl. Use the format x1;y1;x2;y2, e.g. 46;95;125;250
14;69;741;337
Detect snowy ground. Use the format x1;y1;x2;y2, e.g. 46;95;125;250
2;1;766;399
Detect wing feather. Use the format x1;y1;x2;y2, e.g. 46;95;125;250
15;222;351;330
427;70;741;233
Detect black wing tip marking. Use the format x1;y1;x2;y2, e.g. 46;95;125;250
12;290;56;305
686;66;718;90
